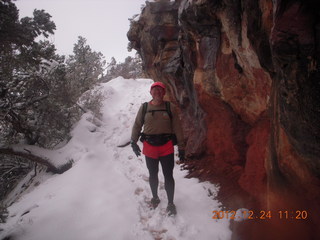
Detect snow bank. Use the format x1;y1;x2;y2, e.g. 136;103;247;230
0;77;232;240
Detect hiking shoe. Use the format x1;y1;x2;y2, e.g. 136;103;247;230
166;203;177;216
150;197;160;209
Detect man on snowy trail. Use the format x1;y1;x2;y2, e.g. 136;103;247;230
130;82;185;216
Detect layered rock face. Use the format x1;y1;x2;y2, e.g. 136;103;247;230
128;0;320;238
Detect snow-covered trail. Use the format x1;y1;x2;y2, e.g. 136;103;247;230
0;77;232;240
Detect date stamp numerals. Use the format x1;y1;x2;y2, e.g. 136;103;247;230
211;210;237;220
211;210;271;220
278;210;308;219
212;210;308;220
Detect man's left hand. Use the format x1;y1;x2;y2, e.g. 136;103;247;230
178;149;185;162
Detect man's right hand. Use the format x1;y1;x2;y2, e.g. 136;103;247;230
130;140;141;157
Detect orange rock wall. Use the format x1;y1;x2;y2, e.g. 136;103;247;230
128;0;320;238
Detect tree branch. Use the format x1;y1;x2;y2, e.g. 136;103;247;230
76;103;88;113
12;94;49;110
0;147;72;174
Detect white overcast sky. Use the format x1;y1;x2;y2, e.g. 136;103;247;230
15;0;147;63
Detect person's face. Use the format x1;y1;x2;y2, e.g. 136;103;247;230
150;86;165;100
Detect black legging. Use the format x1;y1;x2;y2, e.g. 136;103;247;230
145;153;175;204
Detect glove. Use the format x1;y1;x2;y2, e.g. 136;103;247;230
178;149;185;162
131;140;141;157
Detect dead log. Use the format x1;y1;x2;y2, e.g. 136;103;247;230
0;148;72;174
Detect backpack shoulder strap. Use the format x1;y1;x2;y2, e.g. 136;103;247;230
141;102;148;125
165;101;172;120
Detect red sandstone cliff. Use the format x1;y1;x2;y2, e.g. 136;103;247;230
128;0;320;239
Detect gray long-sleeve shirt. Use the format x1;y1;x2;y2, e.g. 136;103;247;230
131;101;185;150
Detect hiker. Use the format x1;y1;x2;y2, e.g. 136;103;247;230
130;81;185;216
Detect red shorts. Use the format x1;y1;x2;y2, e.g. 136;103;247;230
142;140;174;159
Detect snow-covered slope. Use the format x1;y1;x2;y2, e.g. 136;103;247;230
0;77;232;240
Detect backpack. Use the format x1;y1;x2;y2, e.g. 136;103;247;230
141;101;172;125
140;101;177;145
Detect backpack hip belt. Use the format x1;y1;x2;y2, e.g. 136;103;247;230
140;133;177;146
